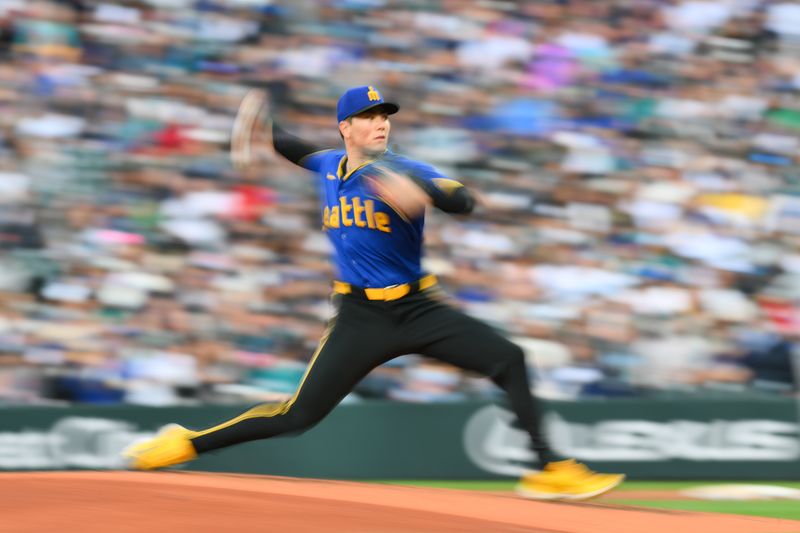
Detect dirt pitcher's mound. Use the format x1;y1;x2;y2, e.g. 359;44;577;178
0;472;797;533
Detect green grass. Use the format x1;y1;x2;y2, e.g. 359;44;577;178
606;499;800;521
376;480;800;491
372;480;800;521
615;481;800;491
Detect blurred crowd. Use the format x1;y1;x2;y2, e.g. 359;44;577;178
0;0;799;406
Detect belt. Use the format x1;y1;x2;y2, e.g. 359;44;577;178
332;274;437;301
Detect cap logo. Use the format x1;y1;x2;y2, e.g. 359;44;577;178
367;86;381;102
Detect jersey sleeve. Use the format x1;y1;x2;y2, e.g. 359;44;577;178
401;160;475;214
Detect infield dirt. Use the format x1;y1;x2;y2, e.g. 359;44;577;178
0;472;797;533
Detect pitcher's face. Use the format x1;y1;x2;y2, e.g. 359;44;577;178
340;108;391;156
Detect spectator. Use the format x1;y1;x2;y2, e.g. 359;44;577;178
0;0;797;405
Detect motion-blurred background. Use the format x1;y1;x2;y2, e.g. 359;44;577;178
0;0;798;413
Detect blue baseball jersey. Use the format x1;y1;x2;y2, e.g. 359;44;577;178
301;150;447;288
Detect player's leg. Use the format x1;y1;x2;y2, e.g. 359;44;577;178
397;294;555;466
399;293;624;500
124;296;398;470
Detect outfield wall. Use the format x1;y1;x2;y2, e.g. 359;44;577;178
0;398;796;479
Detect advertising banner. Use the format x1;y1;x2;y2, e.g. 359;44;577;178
0;398;795;479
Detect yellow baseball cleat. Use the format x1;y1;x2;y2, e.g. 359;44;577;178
516;459;625;501
122;424;198;471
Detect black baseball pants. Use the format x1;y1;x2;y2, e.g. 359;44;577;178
190;288;556;467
